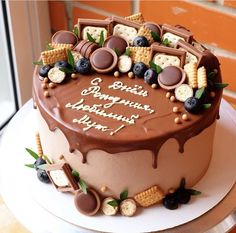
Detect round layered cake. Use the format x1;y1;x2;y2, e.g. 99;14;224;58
32;14;224;214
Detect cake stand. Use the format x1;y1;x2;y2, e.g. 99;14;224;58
0;99;235;233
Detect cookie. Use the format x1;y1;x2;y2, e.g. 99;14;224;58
113;24;138;45
41;48;67;65
137;26;154;45
50;43;73;50
82;26;108;43
134;185;164;207
197;66;207;88
128;47;151;65
125;12;144;24
162;32;184;48
184;62;198;89
153;54;181;68
175;84;194;102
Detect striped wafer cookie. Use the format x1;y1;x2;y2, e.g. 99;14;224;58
125;12;144;24
137;26;154;45
36;132;43;157
184;62;198;89
50;43;73;50
41;48;67;65
134;185;164;207
197;66;207;88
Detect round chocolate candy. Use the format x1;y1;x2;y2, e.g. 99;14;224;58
90;48;118;73
52;30;78;46
74;189;101;216
158;66;186;90
143;22;161;35
104;36;128;54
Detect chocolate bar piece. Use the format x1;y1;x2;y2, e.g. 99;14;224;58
110;16;141;30
162;24;193;46
176;40;203;67
77;18;112;41
44;162;79;193
150;44;186;68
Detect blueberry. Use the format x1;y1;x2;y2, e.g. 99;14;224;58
163;193;179;210
39;65;51;77
133;62;147;78
54;60;69;69
184;97;201;114
75;58;91;74
133;36;149;47
144;68;158;85
34;157;46;170
175;188;191;204
37;169;50;184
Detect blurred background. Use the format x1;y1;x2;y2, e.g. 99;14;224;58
0;0;235;232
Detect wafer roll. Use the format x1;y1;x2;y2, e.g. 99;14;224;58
184;62;198;89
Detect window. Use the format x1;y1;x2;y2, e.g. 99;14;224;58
0;1;18;130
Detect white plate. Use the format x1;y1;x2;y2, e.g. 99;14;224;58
0;99;236;233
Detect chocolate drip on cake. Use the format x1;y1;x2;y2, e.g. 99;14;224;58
33;62;222;169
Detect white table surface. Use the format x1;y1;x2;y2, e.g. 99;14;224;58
0;99;235;233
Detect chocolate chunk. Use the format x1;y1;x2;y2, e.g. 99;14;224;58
74;189;101;216
144;22;161;35
52;30;78;46
104;35;128;54
158;66;186;90
90;47;118;73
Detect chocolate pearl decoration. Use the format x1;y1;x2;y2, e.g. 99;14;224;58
151;83;158;89
114;71;120;78
100;186;107;193
44;90;50;97
182;114;189;121
71;73;79;79
128;71;134;79
173;106;179;113
41;83;47;89
166;92;171;98
174;117;181;124
43;78;49;83
49;82;56;88
170;96;176;102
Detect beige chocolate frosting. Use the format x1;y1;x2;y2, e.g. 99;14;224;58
33;58;222;169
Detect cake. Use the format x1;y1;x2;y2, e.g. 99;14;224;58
29;12;227;216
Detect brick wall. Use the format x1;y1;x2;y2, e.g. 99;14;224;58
48;0;236;107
